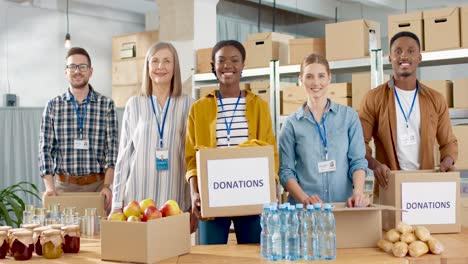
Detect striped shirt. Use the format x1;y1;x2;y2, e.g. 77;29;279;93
38;87;118;177
216;97;249;147
112;94;193;211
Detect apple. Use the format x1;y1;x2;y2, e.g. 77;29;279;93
160;200;181;217
140;214;148;222
127;215;141;222
107;212;126;221
139;198;156;214
144;205;162;220
123;200;141;218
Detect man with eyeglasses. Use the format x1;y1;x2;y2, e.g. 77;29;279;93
359;31;458;198
39;47;118;212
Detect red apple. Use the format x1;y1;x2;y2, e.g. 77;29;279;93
139;198;156;214
107;212;126;221
127;215;141;222
144;205;162;220
160;200;181;217
123;200;141;218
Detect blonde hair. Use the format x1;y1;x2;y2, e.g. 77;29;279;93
141;42;182;97
299;53;331;78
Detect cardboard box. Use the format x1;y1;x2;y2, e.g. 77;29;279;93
112;31;158;61
462;6;468;47
380;171;461;233
199;86;217;98
244;32;294;68
332;97;352;106
453;78;468;108
462;197;468;228
421;80;453;107
157;0;193;41
112;84;140;107
351;72;390;110
43;192;105;217
328;83;351;98
388;11;424;51
332;203;390;248
101;213;190;263
288;38;326;65
250;82;270;105
325;19;381;61
112;58;145;86
196;47;213;74
281;85;306;115
196;146;276;218
423;7;460;51
452;126;468;170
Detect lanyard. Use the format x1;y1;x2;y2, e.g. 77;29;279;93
218;90;241;147
71;92;90;137
394;86;419;128
150;96;171;148
307;100;330;160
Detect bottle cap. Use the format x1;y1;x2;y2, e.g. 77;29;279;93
295;204;303;209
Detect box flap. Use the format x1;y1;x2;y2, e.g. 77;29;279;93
423;7;459;19
247;32;271;42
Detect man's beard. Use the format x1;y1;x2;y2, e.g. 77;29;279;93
70;79;88;89
399;72;411;78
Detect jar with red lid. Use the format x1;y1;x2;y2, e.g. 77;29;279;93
32;226;51;256
61;225;80;253
9;230;34;261
40;229;63;259
0;231;9;259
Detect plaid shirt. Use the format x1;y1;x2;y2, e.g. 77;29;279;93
38;86;118;177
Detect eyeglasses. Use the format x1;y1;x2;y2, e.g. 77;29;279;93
66;64;89;72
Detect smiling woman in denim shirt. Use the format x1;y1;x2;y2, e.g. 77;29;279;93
279;53;369;208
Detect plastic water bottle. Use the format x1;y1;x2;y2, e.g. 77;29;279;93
320;204;336;260
269;205;282;261
260;203;271;259
303;204;318;260
314;203;323;259
285;205;300;261
279;203;288;259
295;204;304;258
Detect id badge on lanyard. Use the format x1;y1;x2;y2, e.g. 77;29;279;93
400;129;417;146
151;96;171;171
72;92;89;150
74;138;89;150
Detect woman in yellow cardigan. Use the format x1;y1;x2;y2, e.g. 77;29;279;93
185;40;278;245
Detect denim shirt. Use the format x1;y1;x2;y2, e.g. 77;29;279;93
278;100;368;204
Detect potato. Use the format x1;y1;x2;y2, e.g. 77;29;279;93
400;232;417;244
427;238;444;254
392;242;408;257
408;241;429;257
414;226;431;242
377;239;393;253
396;222;413;234
385;229;401;243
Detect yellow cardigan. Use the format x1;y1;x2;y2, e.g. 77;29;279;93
185;89;279;182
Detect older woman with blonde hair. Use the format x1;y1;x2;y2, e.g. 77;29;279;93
111;42;193;223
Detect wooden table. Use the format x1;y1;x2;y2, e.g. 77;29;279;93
1;228;468;263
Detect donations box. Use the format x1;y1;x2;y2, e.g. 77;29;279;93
380;170;461;233
196;146;276;218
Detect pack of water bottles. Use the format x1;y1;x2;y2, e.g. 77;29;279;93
260;202;336;261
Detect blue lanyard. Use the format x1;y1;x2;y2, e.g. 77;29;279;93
218;90;241;146
150;96;171;148
307;100;330;160
71;92;90;137
394;86;419;128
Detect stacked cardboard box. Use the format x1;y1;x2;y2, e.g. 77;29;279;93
328;83;352;107
111;31;158;107
244;32;294;68
462;6;468;47
388;11;424;50
196;48;213;74
421;80;453;107
280;85;306;115
351;72;390;110
453;78;468;108
325;19;381;61
288;38;326;65
423;7;460;51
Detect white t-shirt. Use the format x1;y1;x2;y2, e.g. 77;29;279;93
395;86;421;170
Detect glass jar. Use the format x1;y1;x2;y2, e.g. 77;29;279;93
7;228;25;256
61;225;80;253
40;229;63;259
22;205;35;225
9;230;34;261
61;207;77;226
33;226;51;256
34;208;47;226
0;231;9;259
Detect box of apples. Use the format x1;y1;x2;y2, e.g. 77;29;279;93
101;199;190;263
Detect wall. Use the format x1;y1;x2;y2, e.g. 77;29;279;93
0;0;145;107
